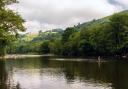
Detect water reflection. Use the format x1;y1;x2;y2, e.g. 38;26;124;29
0;61;7;89
0;60;21;89
0;57;128;89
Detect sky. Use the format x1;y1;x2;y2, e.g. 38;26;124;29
9;0;128;33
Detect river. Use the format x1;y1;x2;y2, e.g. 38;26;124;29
0;56;127;89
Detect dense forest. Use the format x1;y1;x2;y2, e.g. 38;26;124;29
7;10;128;57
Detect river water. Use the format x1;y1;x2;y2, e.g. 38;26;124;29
0;56;127;89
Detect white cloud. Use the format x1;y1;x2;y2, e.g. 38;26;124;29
9;0;125;33
115;0;128;8
24;20;62;33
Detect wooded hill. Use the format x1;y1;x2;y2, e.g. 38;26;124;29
8;10;128;57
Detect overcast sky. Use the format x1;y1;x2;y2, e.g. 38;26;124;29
9;0;128;33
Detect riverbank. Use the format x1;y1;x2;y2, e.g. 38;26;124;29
0;54;55;59
0;54;127;61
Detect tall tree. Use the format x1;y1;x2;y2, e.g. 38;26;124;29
0;0;25;56
109;13;128;55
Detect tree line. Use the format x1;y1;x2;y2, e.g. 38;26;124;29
9;11;128;57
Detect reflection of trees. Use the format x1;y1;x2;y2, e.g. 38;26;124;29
0;61;22;89
16;82;22;89
3;57;128;89
39;59;128;89
0;61;8;89
111;61;128;89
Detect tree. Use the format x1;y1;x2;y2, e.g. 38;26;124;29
0;0;18;8
40;41;50;54
0;0;25;56
49;39;62;55
109;13;128;55
62;27;76;43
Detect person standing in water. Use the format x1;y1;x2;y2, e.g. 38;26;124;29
98;56;101;62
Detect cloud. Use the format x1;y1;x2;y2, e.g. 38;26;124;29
24;20;63;33
9;0;126;33
115;0;128;8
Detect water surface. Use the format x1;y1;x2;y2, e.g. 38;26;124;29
0;56;128;89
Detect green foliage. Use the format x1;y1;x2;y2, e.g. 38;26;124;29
0;0;18;8
109;13;128;54
49;39;62;54
9;10;128;57
0;0;25;56
62;27;76;43
32;29;63;42
9;29;63;54
59;12;128;56
40;41;50;54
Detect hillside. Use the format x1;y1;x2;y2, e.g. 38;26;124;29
32;29;64;42
18;10;128;42
8;10;128;56
19;33;38;42
77;10;128;30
